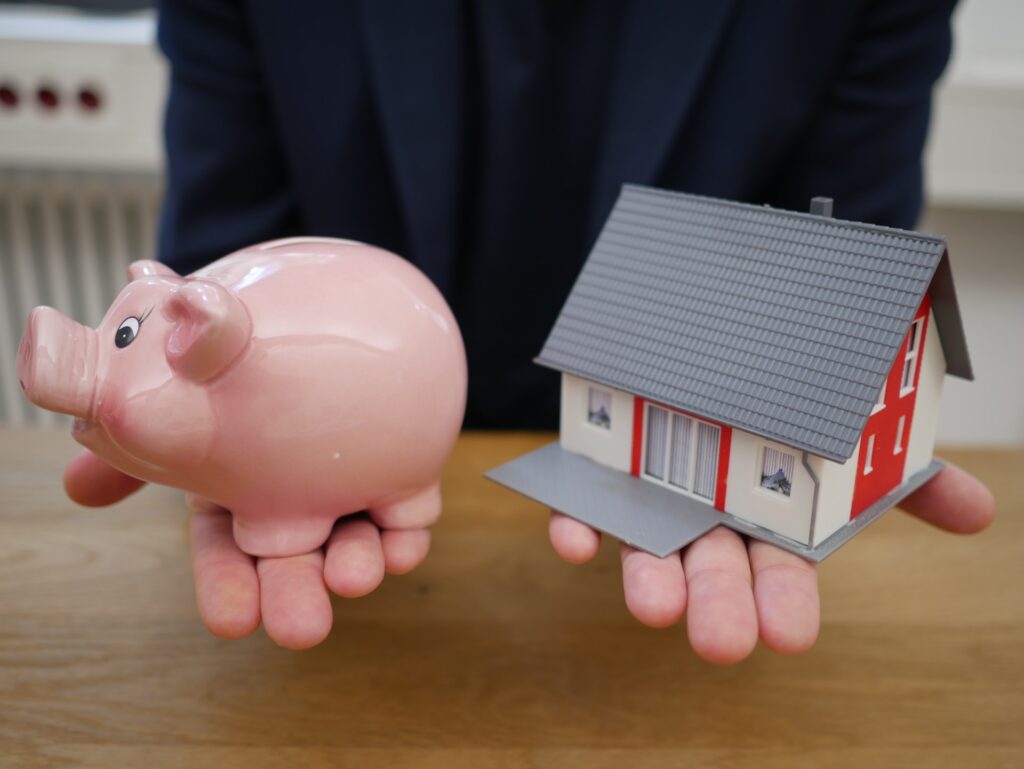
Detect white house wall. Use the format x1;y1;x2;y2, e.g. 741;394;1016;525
904;309;947;481
808;448;859;547
559;341;946;550
724;433;814;546
559;374;634;473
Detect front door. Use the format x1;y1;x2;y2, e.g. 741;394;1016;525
643;403;720;501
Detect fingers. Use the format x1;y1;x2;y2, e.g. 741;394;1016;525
190;510;261;640
549;512;602;564
380;528;431;574
748;541;819;655
63;448;146;507
368;483;442;530
324;516;386;597
265;518;427;649
192;502;433;648
682;527;758;665
900;462;995;534
324;510;432;590
257;551;333;650
619;544;687;628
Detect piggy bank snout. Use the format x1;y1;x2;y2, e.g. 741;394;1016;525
17;307;98;419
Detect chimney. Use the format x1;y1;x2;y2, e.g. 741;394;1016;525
810;196;834;217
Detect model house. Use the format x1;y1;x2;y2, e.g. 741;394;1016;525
488;185;971;561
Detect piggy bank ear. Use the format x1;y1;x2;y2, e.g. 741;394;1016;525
163;280;251;382
128;260;179;281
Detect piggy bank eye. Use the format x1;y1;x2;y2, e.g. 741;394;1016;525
115;317;141;348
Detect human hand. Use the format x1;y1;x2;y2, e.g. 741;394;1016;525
548;462;995;664
64;449;432;649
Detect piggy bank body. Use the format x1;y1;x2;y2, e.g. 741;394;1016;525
17;237;468;557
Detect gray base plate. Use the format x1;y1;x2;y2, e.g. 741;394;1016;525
486;442;944;562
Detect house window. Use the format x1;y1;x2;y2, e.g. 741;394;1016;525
864;434;876;474
644;405;669;478
760;447;795;497
667;412;693;489
894;415;906;455
900;319;923;394
643;404;719;500
587;387;612;429
871;384;886;414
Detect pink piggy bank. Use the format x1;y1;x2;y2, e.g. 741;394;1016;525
17;237;467;557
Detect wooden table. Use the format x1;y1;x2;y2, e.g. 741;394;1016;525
1;429;1021;768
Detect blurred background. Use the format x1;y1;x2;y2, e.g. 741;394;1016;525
0;0;1021;446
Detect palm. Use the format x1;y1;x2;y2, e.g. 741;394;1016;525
64;449;993;657
64;449;433;649
548;461;994;664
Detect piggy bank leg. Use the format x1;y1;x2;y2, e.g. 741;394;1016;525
231;513;337;558
368;481;442;530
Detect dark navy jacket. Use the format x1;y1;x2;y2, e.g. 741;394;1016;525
157;0;956;428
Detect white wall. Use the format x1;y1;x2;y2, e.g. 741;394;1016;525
0;9;166;172
927;0;1024;208
724;434;814;546
904;309;948;478
559;374;634;472
922;0;1024;448
918;207;1024;447
808;449;858;547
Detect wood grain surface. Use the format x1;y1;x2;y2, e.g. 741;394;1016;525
1;428;1021;768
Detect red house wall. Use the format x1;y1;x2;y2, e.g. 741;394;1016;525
850;295;931;518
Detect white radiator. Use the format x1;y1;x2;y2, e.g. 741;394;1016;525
0;7;166;425
0;170;161;424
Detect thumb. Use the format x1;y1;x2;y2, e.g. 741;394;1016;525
64;448;147;507
899;461;995;534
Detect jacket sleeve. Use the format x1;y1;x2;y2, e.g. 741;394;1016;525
156;0;297;274
765;0;957;229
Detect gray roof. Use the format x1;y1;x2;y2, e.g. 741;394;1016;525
537;185;972;462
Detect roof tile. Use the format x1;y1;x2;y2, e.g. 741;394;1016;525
537;186;968;461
